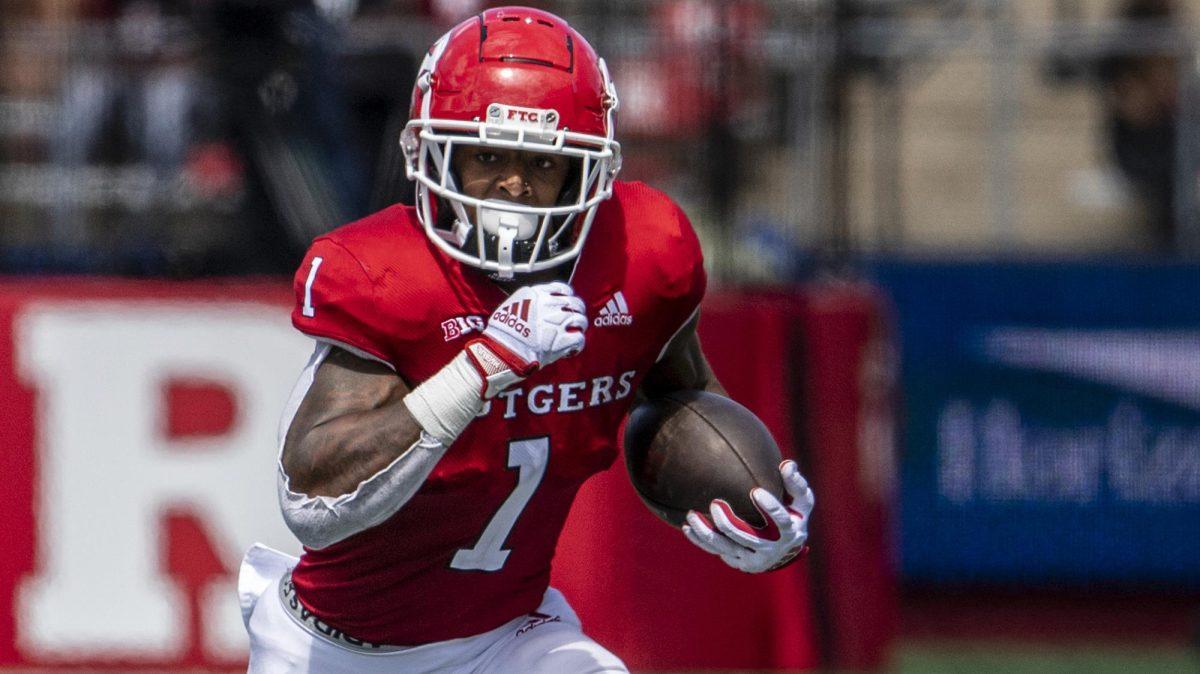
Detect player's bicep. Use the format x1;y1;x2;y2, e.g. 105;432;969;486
640;313;726;397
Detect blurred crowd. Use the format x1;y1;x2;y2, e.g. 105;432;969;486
1051;0;1189;250
1;0;426;276
0;0;810;279
0;0;1198;279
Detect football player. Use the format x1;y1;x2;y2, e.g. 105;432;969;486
238;7;814;673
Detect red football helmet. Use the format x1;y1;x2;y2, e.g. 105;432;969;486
402;6;621;278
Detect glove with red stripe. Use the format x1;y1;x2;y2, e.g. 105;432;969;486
681;460;814;573
464;281;587;399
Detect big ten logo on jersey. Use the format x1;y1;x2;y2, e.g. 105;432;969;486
476;370;637;419
441;315;485;341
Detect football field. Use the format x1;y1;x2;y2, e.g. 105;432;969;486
896;640;1198;674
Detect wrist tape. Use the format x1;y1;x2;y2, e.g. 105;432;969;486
403;351;486;446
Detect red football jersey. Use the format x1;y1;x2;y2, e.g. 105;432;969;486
287;180;706;645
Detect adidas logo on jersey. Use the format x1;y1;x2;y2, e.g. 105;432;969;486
594;291;633;327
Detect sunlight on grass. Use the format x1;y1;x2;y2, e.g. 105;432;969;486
896;641;1198;674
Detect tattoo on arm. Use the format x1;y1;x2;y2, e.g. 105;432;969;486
281;348;426;498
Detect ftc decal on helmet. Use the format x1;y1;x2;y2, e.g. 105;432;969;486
401;7;622;279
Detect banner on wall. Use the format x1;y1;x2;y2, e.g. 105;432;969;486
874;261;1200;587
0;281;305;669
0;280;894;671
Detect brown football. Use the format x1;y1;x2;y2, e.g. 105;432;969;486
623;390;785;528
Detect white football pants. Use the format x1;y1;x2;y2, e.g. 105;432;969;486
239;544;628;673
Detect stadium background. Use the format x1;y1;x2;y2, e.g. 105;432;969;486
1;0;1198;672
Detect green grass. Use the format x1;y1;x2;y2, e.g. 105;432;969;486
896;641;1199;674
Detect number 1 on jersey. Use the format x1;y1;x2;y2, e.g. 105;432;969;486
302;256;324;317
450;437;549;572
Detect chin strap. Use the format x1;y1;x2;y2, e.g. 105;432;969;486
451;217;472;246
479;204;536;279
494;225;518;279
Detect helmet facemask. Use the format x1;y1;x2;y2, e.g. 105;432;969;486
425;155;588;274
403;109;620;279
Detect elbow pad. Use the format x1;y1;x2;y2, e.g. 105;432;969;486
277;432;449;549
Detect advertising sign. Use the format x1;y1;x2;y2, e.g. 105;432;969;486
875;262;1200;586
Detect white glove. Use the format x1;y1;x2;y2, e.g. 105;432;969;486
682;460;814;573
464;282;587;398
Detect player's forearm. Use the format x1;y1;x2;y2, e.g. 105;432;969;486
278;426;452;550
285;402;427;498
283;343;492;497
701;371;728;396
277;348;503;549
641;332;726;398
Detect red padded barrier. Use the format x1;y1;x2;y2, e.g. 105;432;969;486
552;286;898;671
0;281;895;671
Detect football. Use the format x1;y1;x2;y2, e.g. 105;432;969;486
624;390;785;528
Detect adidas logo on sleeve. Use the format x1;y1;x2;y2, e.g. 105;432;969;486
594;291;633;327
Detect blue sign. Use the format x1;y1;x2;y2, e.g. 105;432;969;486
871;261;1200;588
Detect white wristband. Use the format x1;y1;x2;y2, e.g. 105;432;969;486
403;351;486;446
